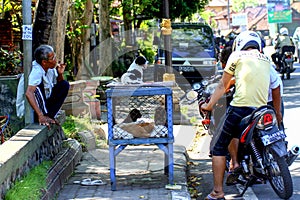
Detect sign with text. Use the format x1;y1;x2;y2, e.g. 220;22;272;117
232;14;248;26
267;0;292;23
22;25;32;40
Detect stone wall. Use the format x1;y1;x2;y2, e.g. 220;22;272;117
0;112;82;199
61;80;100;119
0;75;24;134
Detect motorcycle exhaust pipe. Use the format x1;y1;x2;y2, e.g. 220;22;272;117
286;145;300;166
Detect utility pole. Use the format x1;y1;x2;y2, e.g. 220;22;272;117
22;0;33;124
162;0;172;73
227;0;231;30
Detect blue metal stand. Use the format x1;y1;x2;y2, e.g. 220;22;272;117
106;86;174;191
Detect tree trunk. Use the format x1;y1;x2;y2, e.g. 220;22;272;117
33;0;69;61
32;0;56;52
99;0;113;76
122;0;133;46
75;0;94;80
49;0;70;62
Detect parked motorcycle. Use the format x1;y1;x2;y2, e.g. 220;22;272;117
277;45;296;80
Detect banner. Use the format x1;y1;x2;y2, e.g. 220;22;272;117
267;0;292;23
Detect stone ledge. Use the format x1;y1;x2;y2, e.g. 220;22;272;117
0;111;67;199
42;139;82;200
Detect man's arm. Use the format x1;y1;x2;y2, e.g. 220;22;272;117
271;86;282;125
201;71;232;111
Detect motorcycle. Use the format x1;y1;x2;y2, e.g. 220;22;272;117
277;45;296;80
232;105;299;199
186;79;299;199
202;104;299;199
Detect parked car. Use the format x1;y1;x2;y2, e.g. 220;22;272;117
154;22;218;90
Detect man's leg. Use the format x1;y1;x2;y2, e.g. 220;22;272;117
46;80;70;118
212;156;226;196
228;138;239;171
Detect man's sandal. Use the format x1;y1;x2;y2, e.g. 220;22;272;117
205;194;226;200
225;166;243;186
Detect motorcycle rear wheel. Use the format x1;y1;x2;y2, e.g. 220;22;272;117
266;153;293;199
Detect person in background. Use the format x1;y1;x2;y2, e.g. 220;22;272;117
271;27;295;71
201;31;281;200
225;33;236;48
293;27;300;62
25;44;70;128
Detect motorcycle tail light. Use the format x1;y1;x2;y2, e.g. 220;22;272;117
202;119;210;125
256;112;276;130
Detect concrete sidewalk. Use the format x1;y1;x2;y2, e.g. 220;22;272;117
56;125;199;200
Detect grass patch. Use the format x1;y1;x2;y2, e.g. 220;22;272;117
62;115;108;150
5;161;52;200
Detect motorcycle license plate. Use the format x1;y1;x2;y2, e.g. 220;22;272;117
261;130;286;146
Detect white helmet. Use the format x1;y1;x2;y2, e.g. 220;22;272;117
233;31;262;52
279;27;289;35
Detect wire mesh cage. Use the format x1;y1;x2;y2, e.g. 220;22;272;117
111;94;169;139
106;87;173;140
113;95;166;123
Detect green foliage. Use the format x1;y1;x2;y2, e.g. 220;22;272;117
139;0;209;20
198;11;217;29
62;115;92;138
62;115;94;151
0;46;23;76
5;161;52;200
111;58;127;78
231;0;260;12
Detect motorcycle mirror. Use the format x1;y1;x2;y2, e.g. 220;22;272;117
186;90;198;101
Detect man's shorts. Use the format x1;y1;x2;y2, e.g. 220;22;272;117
212;106;255;156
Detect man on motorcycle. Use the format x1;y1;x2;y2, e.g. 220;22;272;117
212;40;283;185
271;27;295;71
201;31;282;200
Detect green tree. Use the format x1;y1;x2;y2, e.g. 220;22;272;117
120;0;209;46
231;0;260;12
